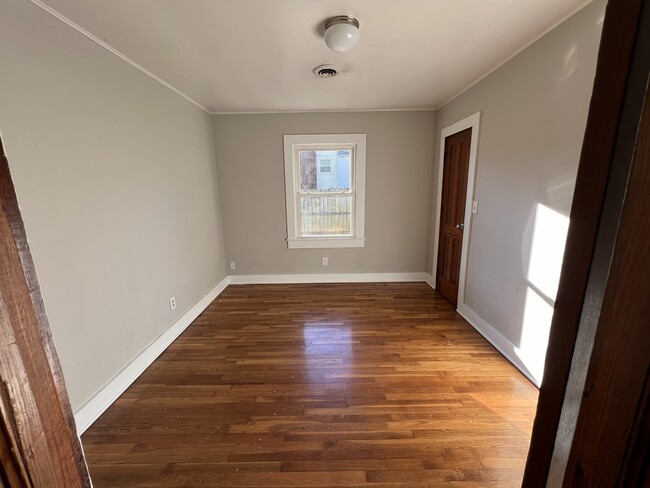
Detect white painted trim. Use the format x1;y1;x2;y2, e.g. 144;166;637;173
226;270;536;388
283;134;366;248
425;273;436;290
73;276;230;434
435;1;593;110
287;237;365;249
432;111;481;309
211;108;437;115
71;270;536;440
30;0;588;116
229;272;426;285
28;0;210;114
216;2;592;115
457;303;539;387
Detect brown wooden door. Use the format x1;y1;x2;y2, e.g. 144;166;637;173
0;138;91;486
436;128;471;306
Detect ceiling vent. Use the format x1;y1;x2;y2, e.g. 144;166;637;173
313;65;338;78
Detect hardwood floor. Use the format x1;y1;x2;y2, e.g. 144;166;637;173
82;283;538;487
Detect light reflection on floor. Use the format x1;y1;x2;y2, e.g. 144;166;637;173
302;322;353;383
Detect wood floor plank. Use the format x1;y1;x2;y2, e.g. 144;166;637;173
82;283;538;487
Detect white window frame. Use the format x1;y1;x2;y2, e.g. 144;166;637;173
283;134;366;249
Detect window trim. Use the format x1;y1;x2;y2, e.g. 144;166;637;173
283;134;366;249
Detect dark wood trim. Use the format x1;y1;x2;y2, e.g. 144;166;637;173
619;377;650;487
0;138;90;486
0;384;31;487
522;0;646;485
562;73;650;487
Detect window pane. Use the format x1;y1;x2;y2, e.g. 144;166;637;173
299;150;351;192
300;195;351;236
319;159;332;173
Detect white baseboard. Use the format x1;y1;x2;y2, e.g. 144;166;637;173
456;303;540;387
76;273;528;437
73;276;231;434
228;272;427;284
425;273;436;290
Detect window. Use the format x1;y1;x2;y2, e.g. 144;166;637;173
283;134;366;248
319;158;332;173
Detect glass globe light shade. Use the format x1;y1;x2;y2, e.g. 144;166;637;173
324;18;360;53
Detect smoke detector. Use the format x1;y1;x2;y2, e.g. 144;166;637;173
313;65;338;78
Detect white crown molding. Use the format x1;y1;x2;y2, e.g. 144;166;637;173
229;272;427;285
29;0;210;114
73;276;230;434
27;0;437;116
210;108;437;115
29;0;590;116
436;1;594;110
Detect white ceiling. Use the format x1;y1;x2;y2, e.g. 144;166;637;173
36;0;592;113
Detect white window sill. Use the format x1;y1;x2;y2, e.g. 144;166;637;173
287;237;365;249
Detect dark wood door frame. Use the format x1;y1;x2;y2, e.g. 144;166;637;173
564;65;649;488
433;112;481;310
522;0;649;485
0;139;90;486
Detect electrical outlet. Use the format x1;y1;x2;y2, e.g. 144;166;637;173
229;261;236;270
169;296;176;311
322;257;328;266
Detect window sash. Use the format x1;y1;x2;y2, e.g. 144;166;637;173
294;144;356;238
296;192;355;237
283;134;366;249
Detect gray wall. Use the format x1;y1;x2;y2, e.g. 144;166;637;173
0;0;227;410
212;111;436;275
432;0;605;358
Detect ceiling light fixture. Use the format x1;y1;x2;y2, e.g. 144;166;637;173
324;16;360;53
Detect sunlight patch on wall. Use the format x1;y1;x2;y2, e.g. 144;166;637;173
527;204;570;301
519;288;555;382
516;203;570;384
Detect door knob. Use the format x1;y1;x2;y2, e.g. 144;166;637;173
455;223;464;230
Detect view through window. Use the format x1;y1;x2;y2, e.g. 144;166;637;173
298;149;352;237
283;134;366;249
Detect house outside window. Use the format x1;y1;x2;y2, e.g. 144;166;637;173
318;155;333;173
283;134;366;248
